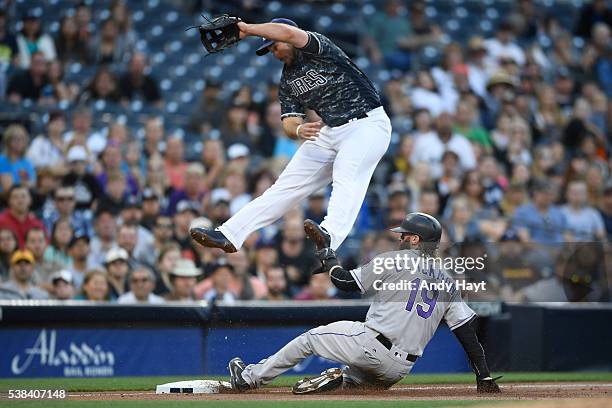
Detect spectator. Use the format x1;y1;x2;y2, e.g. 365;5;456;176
153;243;181;296
444;196;477;243
227;143;251;176
304;188;327;225
140;188;162;231
63;106;105;157
512;179;568;244
116;223;141;269
410;71;449;117
42;185;91;237
190;81;225;133
118;52;161;104
263;265;288;301
411;112;476;178
89;208;117;268
75;268;110;301
90;18;127;65
40;59;77;104
164;136;187;191
119;197;154;262
50;269;76;300
500;182;528;218
66;233;90;290
96;140;139;195
62;146;103;210
417;188;440;217
294;273;336;301
173;200;199;257
16;11;56;69
43;218;73;270
599;186;612;240
97;171;128;215
104;247;129;299
0;228;17;281
117;266;164;304
0;185;45;247
0;249;48;300
484;20;526;71
164;258;201;302
0;124;36;189
26;111;67;172
0;10;18;67
168;163;207;215
24;226;58;287
201;261;237;303
560;180;606;241
227;249;266;300
574;0;612;39
453;99;492;149
220;103;251;148
55;15;90;64
277;218;317;288
142;116;164;160
79;66;120;104
200;138;226;189
109;0;137;50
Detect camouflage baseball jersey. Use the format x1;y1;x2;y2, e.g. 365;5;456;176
350;249;476;355
279;32;382;127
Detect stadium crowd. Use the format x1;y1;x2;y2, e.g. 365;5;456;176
0;0;610;304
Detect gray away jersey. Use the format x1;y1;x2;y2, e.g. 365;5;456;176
279;32;382;127
350;249;476;355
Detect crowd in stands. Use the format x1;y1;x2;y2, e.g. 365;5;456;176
0;0;610;303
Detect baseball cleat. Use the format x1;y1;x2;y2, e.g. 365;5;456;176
292;367;343;395
304;219;331;250
190;227;237;253
228;357;250;392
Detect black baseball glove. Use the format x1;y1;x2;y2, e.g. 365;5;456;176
477;376;502;393
193;14;241;54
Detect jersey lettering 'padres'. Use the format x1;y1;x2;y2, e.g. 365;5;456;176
351;249;476;355
279;32;382;127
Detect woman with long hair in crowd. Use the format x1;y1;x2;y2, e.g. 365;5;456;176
75;269;111;301
0;228;18;281
54;14;90;64
0;124;36;190
43;218;73;269
16;12;56;68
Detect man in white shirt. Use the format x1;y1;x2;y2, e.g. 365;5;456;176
117;266;165;304
411;113;476;178
484;20;526;71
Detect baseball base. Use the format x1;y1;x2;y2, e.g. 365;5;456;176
155;380;232;394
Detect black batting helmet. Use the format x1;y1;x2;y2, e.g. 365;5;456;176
390;212;442;243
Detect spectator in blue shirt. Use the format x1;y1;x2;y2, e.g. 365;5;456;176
512;179;569;244
0;124;36;191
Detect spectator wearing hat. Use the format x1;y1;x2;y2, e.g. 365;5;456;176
16;10;56;68
208;189;232;226
51;269;76;300
0;249;49;300
26;111;67;172
0;185;45;248
62;146;103;210
104;246;130;299
89;208;118;268
66;233;91;289
561;180;606;241
140;188;161;231
42;185;92;238
117;266;164;304
167;163;207;216
118;52;161;104
200;260;237;304
164;136;188;191
0;124;36;190
512;179;568;244
227;143;251;174
75;268;111;301
165;258;201;302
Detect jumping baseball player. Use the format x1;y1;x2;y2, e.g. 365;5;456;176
190;18;391;253
227;215;501;394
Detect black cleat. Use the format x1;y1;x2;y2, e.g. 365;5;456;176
190;227;237;253
293;367;343;395
228;357;250;392
304;219;331;250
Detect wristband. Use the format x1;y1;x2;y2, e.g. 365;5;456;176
296;124;304;139
328;265;341;275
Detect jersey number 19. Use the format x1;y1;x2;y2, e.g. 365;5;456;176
405;278;439;319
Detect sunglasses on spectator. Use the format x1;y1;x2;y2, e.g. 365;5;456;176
131;277;150;283
156;222;173;229
56;195;75;201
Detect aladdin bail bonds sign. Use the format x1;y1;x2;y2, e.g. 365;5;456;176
1;327;204;377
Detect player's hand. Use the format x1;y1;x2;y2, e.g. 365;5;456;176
238;22;250;39
297;121;323;141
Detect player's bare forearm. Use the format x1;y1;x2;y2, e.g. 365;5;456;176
238;22;308;48
282;117;322;141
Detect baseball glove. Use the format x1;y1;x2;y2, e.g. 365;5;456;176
477;376;502;393
193;14;241;54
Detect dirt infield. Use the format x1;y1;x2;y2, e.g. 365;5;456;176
64;382;612;402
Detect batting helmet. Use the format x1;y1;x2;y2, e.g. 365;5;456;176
390;212;442;243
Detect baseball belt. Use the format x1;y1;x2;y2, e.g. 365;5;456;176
376;333;418;362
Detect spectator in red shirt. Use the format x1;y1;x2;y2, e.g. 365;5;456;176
0;185;45;248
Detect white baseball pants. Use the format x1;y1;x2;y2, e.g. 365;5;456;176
218;106;391;250
241;320;414;388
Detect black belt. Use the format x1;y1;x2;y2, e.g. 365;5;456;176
336;111;369;126
376;333;418;362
